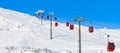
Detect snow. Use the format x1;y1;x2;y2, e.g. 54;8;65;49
0;8;120;53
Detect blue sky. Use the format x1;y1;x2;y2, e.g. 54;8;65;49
0;0;120;29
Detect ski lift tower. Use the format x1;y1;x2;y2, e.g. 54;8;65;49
49;12;54;40
74;16;86;53
38;10;44;24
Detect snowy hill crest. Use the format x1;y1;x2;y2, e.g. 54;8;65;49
0;8;120;53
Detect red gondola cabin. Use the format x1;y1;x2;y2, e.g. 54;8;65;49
55;22;58;27
89;26;94;33
70;24;74;30
107;42;115;52
66;22;69;26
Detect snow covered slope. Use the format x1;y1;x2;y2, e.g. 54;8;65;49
0;8;120;53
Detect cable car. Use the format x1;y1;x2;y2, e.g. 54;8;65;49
46;15;49;20
70;24;74;30
54;17;57;21
89;26;94;33
107;42;115;52
37;12;40;16
35;12;40;17
41;13;44;19
55;22;58;27
66;22;69;26
41;16;44;19
42;13;44;16
35;14;38;17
